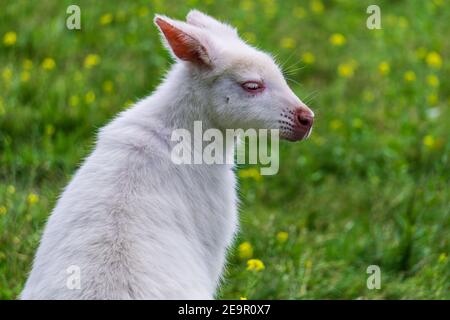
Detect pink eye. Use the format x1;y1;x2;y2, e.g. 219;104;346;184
241;81;265;93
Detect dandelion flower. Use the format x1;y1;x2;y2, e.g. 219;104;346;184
100;13;113;25
238;241;253;259
276;231;289;243
305;259;313;269
23;59;33;70
302;52;315;65
42;58;56;71
403;70;416;82
124;99;133;108
45;124;55;136
246;259;265;272
438;253;448;264
84;54;101;69
423;135;435;148
293;6;306;19
20;71;30;82
338;62;355;78
102;80;114;93
415;47;427;59
330;119;343;130
7;185;15;194
426;74;439;87
2;67;13;82
3;31;17;46
280;37;295;49
85;91;96;104
378;62;390;76
69;95;80;107
329;33;346;46
427;93;438;106
239;168;262;181
240;0;254;11
426;51;442;69
310;0;324;14
27;193;39;205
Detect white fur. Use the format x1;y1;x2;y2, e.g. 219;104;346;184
21;10;313;300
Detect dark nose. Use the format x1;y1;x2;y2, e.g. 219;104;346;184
295;108;314;128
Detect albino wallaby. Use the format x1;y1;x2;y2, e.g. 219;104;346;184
21;10;314;299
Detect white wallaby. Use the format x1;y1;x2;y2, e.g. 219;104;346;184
21;10;314;299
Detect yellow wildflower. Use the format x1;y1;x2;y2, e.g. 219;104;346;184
438;253;448;264
84;54;100;69
0;206;7;215
305;259;313;269
330;119;343;130
3;31;17;46
27;193;39;205
426;74;439;87
240;297;248;300
238;241;253;259
102;80;114;93
310;0;324;14
42;58;56;71
427;93;438;105
85;91;96;104
246;259;265;272
20;71;30;82
397;16;409;28
2;67;13;82
280;37;295;49
23;59;33;70
100;13;113;25
7;185;15;194
239;168;262;181
302;52;315;65
293;6;306;19
69;95;80;107
338;62;355;78
45;124;55;136
415;47;427;59
124;99;133;108
240;0;254;11
329;33;346;46
276;231;289;243
423;135;435;148
403;70;416;82
378;62;390;76
426;51;442;69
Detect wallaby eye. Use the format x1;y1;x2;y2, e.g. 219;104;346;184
241;81;265;93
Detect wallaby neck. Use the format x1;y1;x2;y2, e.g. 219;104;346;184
149;63;218;133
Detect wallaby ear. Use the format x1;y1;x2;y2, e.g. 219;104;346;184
154;15;212;67
186;10;238;38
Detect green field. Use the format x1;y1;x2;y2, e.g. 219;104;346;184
0;0;449;299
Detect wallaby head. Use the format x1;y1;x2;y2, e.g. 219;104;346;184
154;10;314;141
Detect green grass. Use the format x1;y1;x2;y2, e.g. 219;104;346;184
0;0;449;299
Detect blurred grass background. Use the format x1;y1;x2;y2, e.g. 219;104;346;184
0;0;449;299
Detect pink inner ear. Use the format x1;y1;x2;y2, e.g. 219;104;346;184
155;18;208;65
